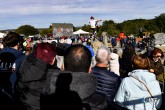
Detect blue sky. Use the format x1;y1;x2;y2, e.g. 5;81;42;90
0;0;165;30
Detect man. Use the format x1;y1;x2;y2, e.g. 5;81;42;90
14;43;58;110
91;46;121;109
41;44;109;110
0;32;26;95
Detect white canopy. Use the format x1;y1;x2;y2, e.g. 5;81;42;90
73;29;90;35
0;32;6;39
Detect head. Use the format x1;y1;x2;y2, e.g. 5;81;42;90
90;16;94;20
112;48;118;54
132;54;150;70
95;45;110;65
64;44;92;72
34;43;56;65
2;31;23;49
150;47;164;62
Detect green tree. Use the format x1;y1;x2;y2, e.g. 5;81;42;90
154;13;165;32
39;26;52;36
15;25;38;37
101;20;119;36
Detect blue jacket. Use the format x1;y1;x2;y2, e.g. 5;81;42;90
114;69;162;110
91;66;121;104
0;47;26;91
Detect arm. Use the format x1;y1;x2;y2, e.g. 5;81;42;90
114;79;126;107
96;20;102;22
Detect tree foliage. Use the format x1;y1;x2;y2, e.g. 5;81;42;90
14;13;165;38
81;13;165;37
154;13;165;32
15;25;38;37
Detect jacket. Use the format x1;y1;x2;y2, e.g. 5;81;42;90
149;59;164;82
0;47;26;93
114;69;162;110
91;66;121;104
41;70;109;110
14;54;58;110
109;53;120;76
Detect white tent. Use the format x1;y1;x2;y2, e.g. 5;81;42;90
0;32;6;39
73;29;90;35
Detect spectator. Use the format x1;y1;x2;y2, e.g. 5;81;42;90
111;36;117;48
121;40;136;77
109;48;120;76
0;32;26;95
148;47;164;82
41;44;109;110
91;45;121;109
14;43;59;110
148;47;164;98
114;54;162;110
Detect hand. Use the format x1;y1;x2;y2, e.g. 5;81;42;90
149;69;154;73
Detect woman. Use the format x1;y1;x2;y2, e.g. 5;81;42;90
149;47;164;82
14;43;59;110
114;54;162;110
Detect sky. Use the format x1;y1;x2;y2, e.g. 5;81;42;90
0;0;165;30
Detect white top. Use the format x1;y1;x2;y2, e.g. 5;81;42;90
109;53;120;76
89;19;97;28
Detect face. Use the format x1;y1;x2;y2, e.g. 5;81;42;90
153;53;162;62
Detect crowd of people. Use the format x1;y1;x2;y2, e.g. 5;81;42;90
0;31;165;110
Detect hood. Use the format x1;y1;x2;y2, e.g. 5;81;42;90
60;71;97;100
0;47;25;59
110;53;119;60
128;69;157;90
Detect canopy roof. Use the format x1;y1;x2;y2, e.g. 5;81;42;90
73;29;90;35
0;32;6;39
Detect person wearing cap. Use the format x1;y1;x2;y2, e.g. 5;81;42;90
14;42;60;110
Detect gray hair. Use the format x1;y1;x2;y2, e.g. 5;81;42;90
95;45;110;64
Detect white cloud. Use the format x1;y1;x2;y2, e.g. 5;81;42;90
0;0;165;30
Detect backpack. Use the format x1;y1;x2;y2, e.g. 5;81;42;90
0;52;16;94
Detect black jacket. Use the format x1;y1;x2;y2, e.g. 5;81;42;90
14;54;60;110
41;70;109;110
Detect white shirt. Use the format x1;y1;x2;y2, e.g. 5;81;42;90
89;19;97;28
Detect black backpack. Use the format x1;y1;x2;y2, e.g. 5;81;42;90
0;52;16;94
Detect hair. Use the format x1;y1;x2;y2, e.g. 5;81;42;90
150;47;164;58
95;45;110;65
90;16;94;19
2;31;22;47
113;48;118;54
64;44;92;72
132;54;150;70
34;43;56;65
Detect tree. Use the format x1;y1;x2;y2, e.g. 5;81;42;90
154;13;165;32
15;25;38;37
101;20;119;36
39;27;52;36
